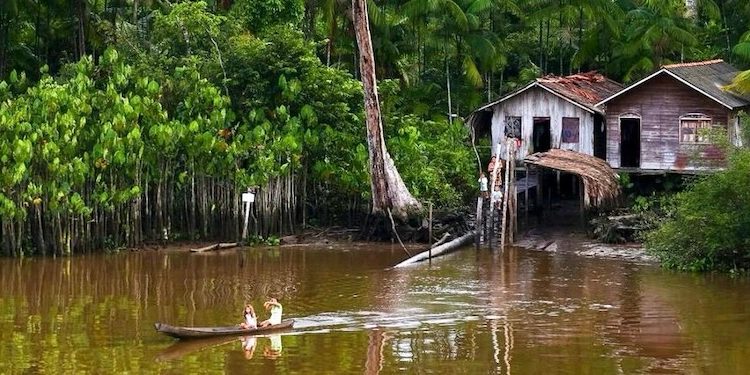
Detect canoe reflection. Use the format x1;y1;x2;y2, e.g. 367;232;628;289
156;336;236;361
155;334;284;361
241;336;258;359
263;334;283;359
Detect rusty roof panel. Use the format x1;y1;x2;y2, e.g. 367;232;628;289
537;71;623;111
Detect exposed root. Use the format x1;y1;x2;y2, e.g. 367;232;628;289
387;208;411;258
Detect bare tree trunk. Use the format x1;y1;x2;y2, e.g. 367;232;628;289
685;0;697;19
446;50;453;125
133;0;138;25
76;0;86;59
351;0;422;218
0;7;7;78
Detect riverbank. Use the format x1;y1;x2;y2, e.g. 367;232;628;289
514;228;655;263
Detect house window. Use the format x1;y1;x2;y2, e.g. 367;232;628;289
505;116;521;138
680;114;712;143
562;117;579;143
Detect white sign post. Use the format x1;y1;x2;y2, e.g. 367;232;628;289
241;190;256;240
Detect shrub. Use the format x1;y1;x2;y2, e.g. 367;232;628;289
645;150;750;272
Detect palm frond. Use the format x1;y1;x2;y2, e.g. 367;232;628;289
698;0;721;21
443;0;469;31
463;55;483;88
733;42;750;60
725;69;750;94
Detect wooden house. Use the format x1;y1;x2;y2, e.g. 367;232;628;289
596;60;750;172
468;72;623;162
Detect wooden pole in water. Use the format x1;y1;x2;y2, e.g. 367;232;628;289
509;146;517;243
579;178;585;228
475;196;483;249
428;202;433;262
500;139;513;249
537;168;543;224
524;168;529;230
488;143;502;251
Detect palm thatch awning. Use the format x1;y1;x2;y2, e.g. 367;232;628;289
524;149;621;209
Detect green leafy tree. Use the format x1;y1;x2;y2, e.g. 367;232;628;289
230;0;305;32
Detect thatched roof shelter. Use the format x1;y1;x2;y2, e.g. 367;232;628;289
524;149;621;208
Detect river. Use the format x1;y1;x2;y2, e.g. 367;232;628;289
1;244;748;374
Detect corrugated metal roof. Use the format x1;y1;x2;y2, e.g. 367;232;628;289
664;60;750;109
537;72;623;111
597;60;750;109
470;71;623;116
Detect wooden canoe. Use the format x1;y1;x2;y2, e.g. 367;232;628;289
154;319;294;339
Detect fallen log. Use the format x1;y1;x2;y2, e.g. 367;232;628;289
190;242;239;253
431;233;451;248
393;231;476;268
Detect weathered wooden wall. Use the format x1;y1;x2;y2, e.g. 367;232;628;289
490;86;595;160
604;74;732;171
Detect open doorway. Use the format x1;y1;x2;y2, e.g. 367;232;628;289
594;113;606;160
620;117;640;168
533;117;551;153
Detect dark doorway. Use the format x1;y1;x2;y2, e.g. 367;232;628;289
620;118;640;168
594;113;606;160
533;117;551;153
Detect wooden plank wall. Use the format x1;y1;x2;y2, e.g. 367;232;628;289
604;74;732;171
489;86;595;161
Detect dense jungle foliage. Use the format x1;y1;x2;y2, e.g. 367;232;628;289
1;0;750;257
645;115;750;273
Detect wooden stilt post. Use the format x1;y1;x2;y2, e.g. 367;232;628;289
500;139;514;250
536;169;543;224
579;178;585;228
488;143;503;251
475;197;482;249
428;202;433;261
524;169;529;230
509;149;517;244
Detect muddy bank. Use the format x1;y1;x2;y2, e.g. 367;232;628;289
514;228;655;263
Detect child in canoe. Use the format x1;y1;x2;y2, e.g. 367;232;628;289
259;297;283;327
239;304;257;329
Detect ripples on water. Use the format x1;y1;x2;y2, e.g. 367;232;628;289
1;244;749;374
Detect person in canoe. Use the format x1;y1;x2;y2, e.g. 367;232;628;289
259;297;282;327
239;304;257;329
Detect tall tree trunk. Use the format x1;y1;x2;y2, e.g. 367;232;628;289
446;45;453;125
685;0;697;19
351;0;421;218
133;0;138;25
537;20;543;70
78;0;86;59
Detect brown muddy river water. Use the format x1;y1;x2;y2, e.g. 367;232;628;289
1;244;749;374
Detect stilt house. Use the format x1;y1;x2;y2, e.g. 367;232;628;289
596;60;750;172
468;72;623;161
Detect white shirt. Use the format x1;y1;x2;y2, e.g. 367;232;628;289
245;313;257;328
269;305;282;325
479;176;488;191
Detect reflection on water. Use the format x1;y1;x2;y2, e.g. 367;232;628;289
1;244;750;373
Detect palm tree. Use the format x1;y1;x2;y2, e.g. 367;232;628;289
401;0;510;120
726;30;750;93
615;0;698;81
